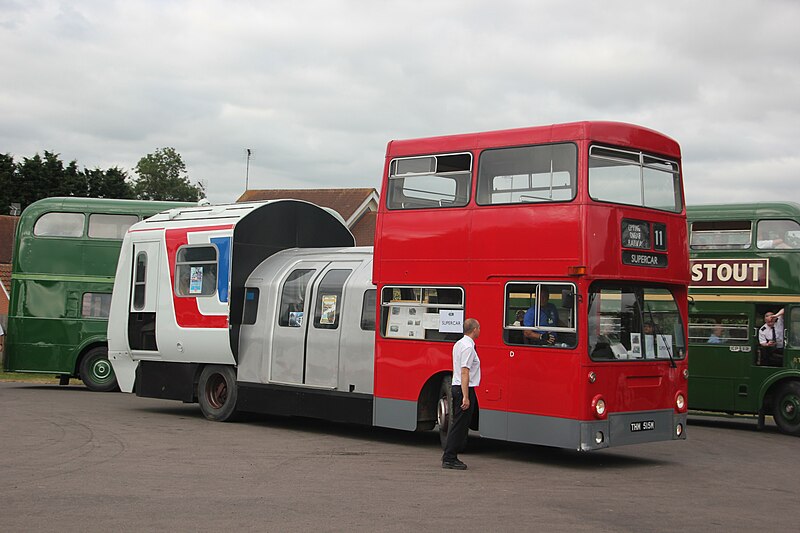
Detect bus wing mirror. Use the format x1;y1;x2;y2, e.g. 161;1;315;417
561;290;575;309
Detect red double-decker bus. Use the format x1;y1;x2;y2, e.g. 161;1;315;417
109;121;688;452
372;121;689;450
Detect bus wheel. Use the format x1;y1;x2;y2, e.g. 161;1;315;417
437;377;453;450
198;365;239;422
79;347;118;392
773;381;800;436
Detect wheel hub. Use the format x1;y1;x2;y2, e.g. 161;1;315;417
437;398;449;431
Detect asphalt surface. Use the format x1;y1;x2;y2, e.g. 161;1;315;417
1;381;797;532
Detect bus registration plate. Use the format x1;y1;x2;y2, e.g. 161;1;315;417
630;420;655;432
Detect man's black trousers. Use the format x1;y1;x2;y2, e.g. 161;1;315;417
442;386;476;462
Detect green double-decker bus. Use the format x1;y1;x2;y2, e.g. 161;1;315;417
687;202;800;435
3;197;190;391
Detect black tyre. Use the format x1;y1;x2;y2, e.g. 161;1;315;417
773;381;800;436
437;376;453;450
79;347;118;392
198;365;239;422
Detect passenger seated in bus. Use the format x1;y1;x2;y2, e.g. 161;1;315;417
707;324;725;344
523;288;558;345
757;228;791;249
507;310;526;344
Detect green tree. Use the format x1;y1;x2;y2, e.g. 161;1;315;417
85;166;134;199
133;147;204;202
0;153;16;214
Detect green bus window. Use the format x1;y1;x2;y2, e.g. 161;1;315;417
690;220;751;250
33;212;85;237
175;245;218;297
88;214;139;239
688;316;749;345
756;219;800;250
133;252;147;310
81;293;111;318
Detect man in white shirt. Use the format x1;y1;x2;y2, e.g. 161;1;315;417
758;308;784;366
442;318;481;470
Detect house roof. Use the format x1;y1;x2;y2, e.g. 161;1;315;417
0;216;19;264
237;188;378;225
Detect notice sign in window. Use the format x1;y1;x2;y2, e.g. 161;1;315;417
622;219;651;249
439;310;464;333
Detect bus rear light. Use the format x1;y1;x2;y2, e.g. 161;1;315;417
568;265;586;276
588;371;597;383
675;392;687;412
592;395;607;419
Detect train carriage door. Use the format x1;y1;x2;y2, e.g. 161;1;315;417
271;262;328;385
128;241;161;353
304;263;359;388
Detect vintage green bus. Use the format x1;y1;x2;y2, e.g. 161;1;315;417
3;197;191;391
687;202;800;435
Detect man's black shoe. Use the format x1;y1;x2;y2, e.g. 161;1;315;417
442;459;468;470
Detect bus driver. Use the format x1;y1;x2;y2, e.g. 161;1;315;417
523;287;558;345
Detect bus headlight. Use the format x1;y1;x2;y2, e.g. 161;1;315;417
592;395;607;419
675;392;686;412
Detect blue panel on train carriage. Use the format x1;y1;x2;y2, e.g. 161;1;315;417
211;236;231;303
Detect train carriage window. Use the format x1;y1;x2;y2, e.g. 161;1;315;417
133;252;147;310
279;269;316;327
504;282;577;348
380;286;464;341
33;212;85;237
477;143;577;205
175;245;218;297
361;289;376;331
313;269;352;329
688;315;749;345
387;153;472;210
88;214;139;239
242;288;260;325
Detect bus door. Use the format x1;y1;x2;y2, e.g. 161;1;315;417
304;263;360;388
271;262;358;388
784;306;800;369
128;241;161;354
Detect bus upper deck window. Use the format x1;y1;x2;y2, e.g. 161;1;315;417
88;214;139;239
477;143;577;205
33;212;85;237
387;153;472;210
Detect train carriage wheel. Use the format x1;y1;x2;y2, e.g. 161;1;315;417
198;365;239;422
79;347;119;392
773;381;800;436
437;376;453;450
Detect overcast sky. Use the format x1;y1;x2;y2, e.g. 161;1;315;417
1;0;798;206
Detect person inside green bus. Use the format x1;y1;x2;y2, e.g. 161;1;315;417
707;324;725;344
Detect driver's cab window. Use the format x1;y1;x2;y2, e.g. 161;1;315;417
504;282;577;348
790;308;800;348
757;219;800;250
